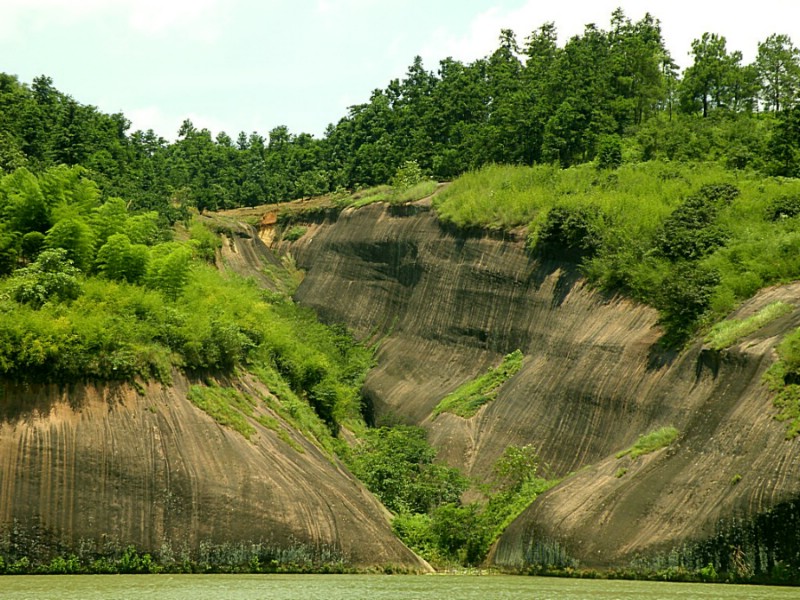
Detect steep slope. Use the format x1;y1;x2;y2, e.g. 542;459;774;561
0;374;428;570
283;200;800;571
0;220;430;572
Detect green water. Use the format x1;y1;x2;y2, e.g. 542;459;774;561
1;575;796;599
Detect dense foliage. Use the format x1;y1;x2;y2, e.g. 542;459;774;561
0;165;372;437
346;427;556;567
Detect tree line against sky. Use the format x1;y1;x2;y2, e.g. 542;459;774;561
1;9;800;216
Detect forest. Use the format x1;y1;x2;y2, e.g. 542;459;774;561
2;8;800;221
3;8;800;575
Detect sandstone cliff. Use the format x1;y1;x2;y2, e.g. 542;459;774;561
0;373;428;570
0;218;430;571
284;200;800;569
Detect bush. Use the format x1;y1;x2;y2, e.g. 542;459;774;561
596;135;623;170
391;160;425;191
656;185;738;262
8;248;83;307
766;195;800;221
532;205;607;260
616;426;679;459
347;426;467;514
656;264;720;346
433;350;523;418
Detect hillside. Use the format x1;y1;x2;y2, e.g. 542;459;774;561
271;188;800;578
4;6;800;581
0;374;428;572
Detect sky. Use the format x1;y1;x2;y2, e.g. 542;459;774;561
2;0;799;141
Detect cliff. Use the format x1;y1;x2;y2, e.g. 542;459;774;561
0;373;428;570
284;200;800;569
0;217;430;572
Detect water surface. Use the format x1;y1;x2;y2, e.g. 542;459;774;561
2;574;796;599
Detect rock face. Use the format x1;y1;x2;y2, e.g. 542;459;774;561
288;201;800;569
0;375;428;570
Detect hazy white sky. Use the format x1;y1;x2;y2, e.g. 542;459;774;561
2;0;798;139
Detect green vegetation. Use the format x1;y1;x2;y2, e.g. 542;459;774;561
764;328;800;438
433;350;523;418
4;9;798;214
705;301;794;349
1;12;799;355
0;165;373;441
4;7;800;579
282;225;307;242
616;426;679;460
347;428;557;567
0;531;354;575
434;162;800;346
187;384;256;439
346;426;468;515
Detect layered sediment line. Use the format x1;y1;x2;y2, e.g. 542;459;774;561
0;375;428;570
287;201;800;567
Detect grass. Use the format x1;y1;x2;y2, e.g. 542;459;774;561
187;384;256;439
257;414;305;453
616;426;679;460
282;226;307;242
389;180;438;205
433;350;523;418
432;161;800;347
432;162;704;232
705;301;794;350
344;185;393;208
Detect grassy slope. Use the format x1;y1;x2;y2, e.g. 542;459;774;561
433;161;800;324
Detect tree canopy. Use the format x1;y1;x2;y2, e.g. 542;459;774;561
1;10;799;215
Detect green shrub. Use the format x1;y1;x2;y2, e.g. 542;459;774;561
616;426;679;459
347;426;467;514
706;301;794;350
531;205;607;260
433;350;523;418
656;264;720;346
189;221;222;263
764;328;800;438
596;134;623;170
391;160;425;191
8;248;83;307
656;185;738;262
766;195;800;221
283;226;307;242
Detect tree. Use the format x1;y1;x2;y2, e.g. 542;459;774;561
96;234;148;283
757;34;800;112
680;33;744;117
0;167;49;234
608;10;669;126
9;248;82;308
348;426;467;514
767;104;800;176
44;217;94;271
492;444;540;493
145;244;192;300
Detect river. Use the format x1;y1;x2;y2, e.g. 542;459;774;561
1;574;796;599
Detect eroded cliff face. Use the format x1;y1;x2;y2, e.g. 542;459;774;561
0;374;428;570
286;201;800;569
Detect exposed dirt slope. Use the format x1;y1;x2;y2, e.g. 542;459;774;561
0;373;428;570
282;201;800;568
